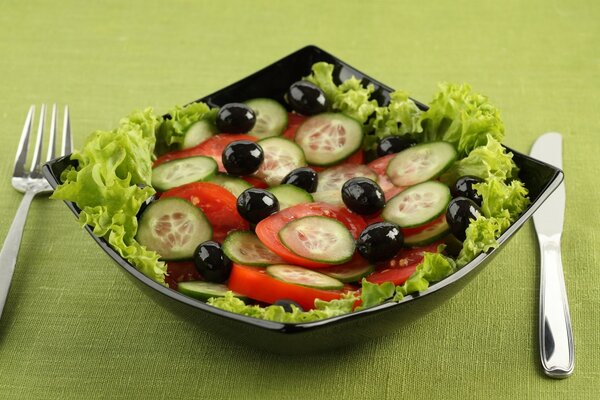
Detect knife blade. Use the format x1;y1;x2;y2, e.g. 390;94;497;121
530;132;574;378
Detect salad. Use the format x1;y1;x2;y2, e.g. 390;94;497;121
51;62;530;323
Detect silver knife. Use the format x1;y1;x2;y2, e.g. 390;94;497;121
530;132;574;378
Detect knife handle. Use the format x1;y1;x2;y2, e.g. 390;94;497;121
538;234;575;378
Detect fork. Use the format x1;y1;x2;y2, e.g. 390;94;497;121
0;104;71;319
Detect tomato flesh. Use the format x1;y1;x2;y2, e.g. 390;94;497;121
282;113;307;140
160;182;249;242
165;261;202;289
255;202;367;269
365;243;441;285
227;263;345;310
367;154;406;200
154;134;257;172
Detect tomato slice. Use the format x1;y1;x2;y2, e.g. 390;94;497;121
160;182;249;242
255;202;367;269
227;263;346;310
367;154;406;200
165;261;202;289
365;243;441;285
282;113;307;140
241;176;268;189
154;134;257;172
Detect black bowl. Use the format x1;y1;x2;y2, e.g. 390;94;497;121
42;45;563;354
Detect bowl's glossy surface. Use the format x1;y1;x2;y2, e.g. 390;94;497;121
43;45;563;354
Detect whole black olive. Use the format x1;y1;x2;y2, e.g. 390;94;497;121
193;241;232;283
341;177;385;215
286;81;328;115
446;197;481;241
216;103;256;133
222;140;264;176
356;222;404;262
452;176;484;206
376;136;417;157
281;167;318;193
236;188;280;224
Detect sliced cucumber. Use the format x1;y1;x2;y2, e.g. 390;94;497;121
152;156;217;192
404;216;450;247
266;265;344;290
267;184;313;210
319;261;374;283
295;113;363;166
222;231;286;267
312;190;343;206
316;164;378;192
208;174;252;198
253;137;307;186
178;281;244;301
386;141;457;186
136;197;212;260
278;216;355;264
382;181;451;228
181;120;217;149
244;98;288;139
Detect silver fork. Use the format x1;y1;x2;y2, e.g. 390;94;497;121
0;104;71;319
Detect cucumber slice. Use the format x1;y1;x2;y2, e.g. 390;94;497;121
178;281;244;301
152;156;217;192
136;197;212;260
295;113;363;166
266;265;344;290
316;164;378;192
267;184;313;210
311;190;343;206
319;261;374;283
404;216;450;247
208;174;252;198
181;120;217;149
244;98;288;139
386;141;457;186
278;216;355;264
382;181;451;228
253;137;307;186
222;231;286;267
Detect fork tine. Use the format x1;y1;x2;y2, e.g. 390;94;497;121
12;105;35;177
29;104;46;174
46;104;58;162
60;105;72;156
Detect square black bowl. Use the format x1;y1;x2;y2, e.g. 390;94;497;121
43;45;563;354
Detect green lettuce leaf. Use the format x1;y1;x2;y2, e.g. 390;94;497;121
356;279;395;310
419;83;504;156
395;251;457;300
51;109;167;283
207;291;359;323
156;102;217;155
456;215;504;267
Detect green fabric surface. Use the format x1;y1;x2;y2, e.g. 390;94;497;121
0;0;599;398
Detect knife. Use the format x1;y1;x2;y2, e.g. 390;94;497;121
530;132;574;378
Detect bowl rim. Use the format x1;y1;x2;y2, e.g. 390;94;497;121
42;44;564;333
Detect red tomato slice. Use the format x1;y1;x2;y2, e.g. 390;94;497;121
154;134;257;172
255;202;367;269
282;113;307;140
367;154;406;200
241;176;269;189
366;243;441;285
227;263;346;310
160;182;249;242
165;261;201;289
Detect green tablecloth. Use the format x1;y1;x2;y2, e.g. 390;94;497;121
1;0;598;398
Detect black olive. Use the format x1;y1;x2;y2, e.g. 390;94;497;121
222;140;264;176
452;176;484;206
281;167;318;193
193;241;232;283
286;81;328;115
446;197;481;241
216;103;256;133
341;177;385;215
274;299;304;312
236;188;280;224
376;136;417;157
356;222;404;262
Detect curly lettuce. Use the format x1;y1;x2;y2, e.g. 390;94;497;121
156;102;217;155
51;109;167;283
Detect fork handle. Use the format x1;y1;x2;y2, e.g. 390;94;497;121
539;234;575;378
0;191;36;319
